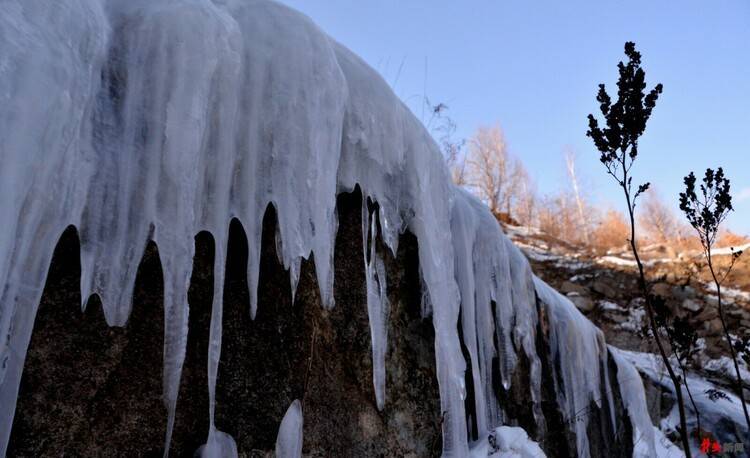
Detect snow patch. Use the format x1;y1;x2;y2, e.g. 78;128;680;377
470;426;546;458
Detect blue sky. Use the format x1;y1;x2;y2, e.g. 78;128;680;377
280;0;750;234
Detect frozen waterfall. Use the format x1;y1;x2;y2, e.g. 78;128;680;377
0;0;661;456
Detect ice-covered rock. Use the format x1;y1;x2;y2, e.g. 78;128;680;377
618;349;749;455
0;0;667;456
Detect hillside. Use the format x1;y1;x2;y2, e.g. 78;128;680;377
507;223;750;451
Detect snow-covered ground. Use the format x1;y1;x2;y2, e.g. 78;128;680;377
617;349;749;456
705;282;750;303
470;426;547;458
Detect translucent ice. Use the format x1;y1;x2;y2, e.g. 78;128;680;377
275;400;303;458
0;0;660;456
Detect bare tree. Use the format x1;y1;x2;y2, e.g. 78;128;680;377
513;167;538;228
466;125;508;214
465;125;528;222
639;188;686;246
565;149;591;244
536;192;580;243
590;208;630;252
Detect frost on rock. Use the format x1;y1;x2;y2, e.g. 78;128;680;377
275;400;303;458
0;0;660;455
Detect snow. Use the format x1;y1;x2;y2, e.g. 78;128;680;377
652;427;685;458
515;243;591;270
0;0;663;456
516;243;562;262
469;426;546;457
597;255;676;268
599;300;627;312
617;349;750;454
711;242;750;256
502;224;544;238
617;307;646;332
704;356;750;384
704;282;750;303
598;256;639;267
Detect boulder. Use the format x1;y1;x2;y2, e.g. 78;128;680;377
591;278;619;299
568;293;595;312
559;281;588;296
650;282;672;299
681;299;702;313
672;285;696;300
704;318;724;336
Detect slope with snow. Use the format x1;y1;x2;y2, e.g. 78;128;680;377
0;0;665;456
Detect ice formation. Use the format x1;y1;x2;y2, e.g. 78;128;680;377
0;0;663;456
609;348;657;457
469;426;546;458
534;278;616;456
275;400;303;458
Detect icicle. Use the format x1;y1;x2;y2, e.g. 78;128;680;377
419;268;433;319
289;257;301;306
200;238;235;458
247;218;262;320
196;430;238;458
534;277;610;458
450;190;489;436
276;400;304;458
362;199;390;410
609;347;657;457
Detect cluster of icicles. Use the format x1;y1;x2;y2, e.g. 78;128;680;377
0;0;658;456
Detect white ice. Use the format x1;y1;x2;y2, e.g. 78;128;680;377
469;426;547;458
0;0;662;456
609;347;657;457
275;400;303;458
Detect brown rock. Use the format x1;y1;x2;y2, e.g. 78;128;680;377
568;293;595;312
650;282;672;299
704;318;724;336
560;281;588;296
672;285;696;300
591;278;618;299
681;299;702;312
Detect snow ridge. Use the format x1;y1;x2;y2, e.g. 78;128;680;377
0;0;656;456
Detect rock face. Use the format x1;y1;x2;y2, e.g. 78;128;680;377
8;190;635;457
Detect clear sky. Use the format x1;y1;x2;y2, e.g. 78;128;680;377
280;0;750;234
